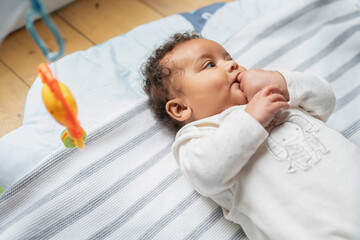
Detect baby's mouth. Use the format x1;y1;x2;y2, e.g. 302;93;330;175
235;72;244;92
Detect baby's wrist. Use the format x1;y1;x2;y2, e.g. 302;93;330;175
274;71;290;101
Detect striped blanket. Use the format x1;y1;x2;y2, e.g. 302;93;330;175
0;102;246;239
0;0;359;239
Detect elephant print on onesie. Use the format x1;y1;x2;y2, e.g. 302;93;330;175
267;114;329;173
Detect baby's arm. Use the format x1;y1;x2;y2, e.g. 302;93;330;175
280;71;336;121
240;69;336;122
173;108;268;196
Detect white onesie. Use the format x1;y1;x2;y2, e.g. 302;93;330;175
172;70;360;240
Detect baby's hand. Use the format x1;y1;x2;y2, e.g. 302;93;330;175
240;69;289;102
245;86;289;127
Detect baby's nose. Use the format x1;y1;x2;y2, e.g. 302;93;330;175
226;60;238;72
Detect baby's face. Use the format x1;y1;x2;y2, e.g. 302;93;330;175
164;39;248;122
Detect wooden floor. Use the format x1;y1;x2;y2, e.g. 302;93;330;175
0;0;233;138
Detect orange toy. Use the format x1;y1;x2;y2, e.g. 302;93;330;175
38;63;86;149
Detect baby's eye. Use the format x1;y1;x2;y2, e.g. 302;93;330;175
205;62;215;69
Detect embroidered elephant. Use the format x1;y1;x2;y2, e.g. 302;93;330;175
267;115;329;173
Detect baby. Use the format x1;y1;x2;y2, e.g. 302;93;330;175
142;32;360;240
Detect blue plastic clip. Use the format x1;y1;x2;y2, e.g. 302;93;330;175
26;0;65;61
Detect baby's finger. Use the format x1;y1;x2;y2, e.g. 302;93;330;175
260;85;282;96
269;101;290;112
267;92;288;103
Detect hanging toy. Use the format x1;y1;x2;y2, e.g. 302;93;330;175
38;63;86;149
26;0;86;149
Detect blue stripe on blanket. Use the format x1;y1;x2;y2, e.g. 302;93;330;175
294;24;360;71
184;206;223;240
326;52;360;82
87;169;182;240
138;191;201;239
335;85;360;112
341;119;360;138
229;227;248;240
251;11;360;69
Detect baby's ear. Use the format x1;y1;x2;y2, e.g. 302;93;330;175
166;98;192;122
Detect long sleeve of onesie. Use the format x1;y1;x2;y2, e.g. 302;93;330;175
173;108;268;196
279;70;336;122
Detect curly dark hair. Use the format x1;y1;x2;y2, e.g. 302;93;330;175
142;31;203;133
